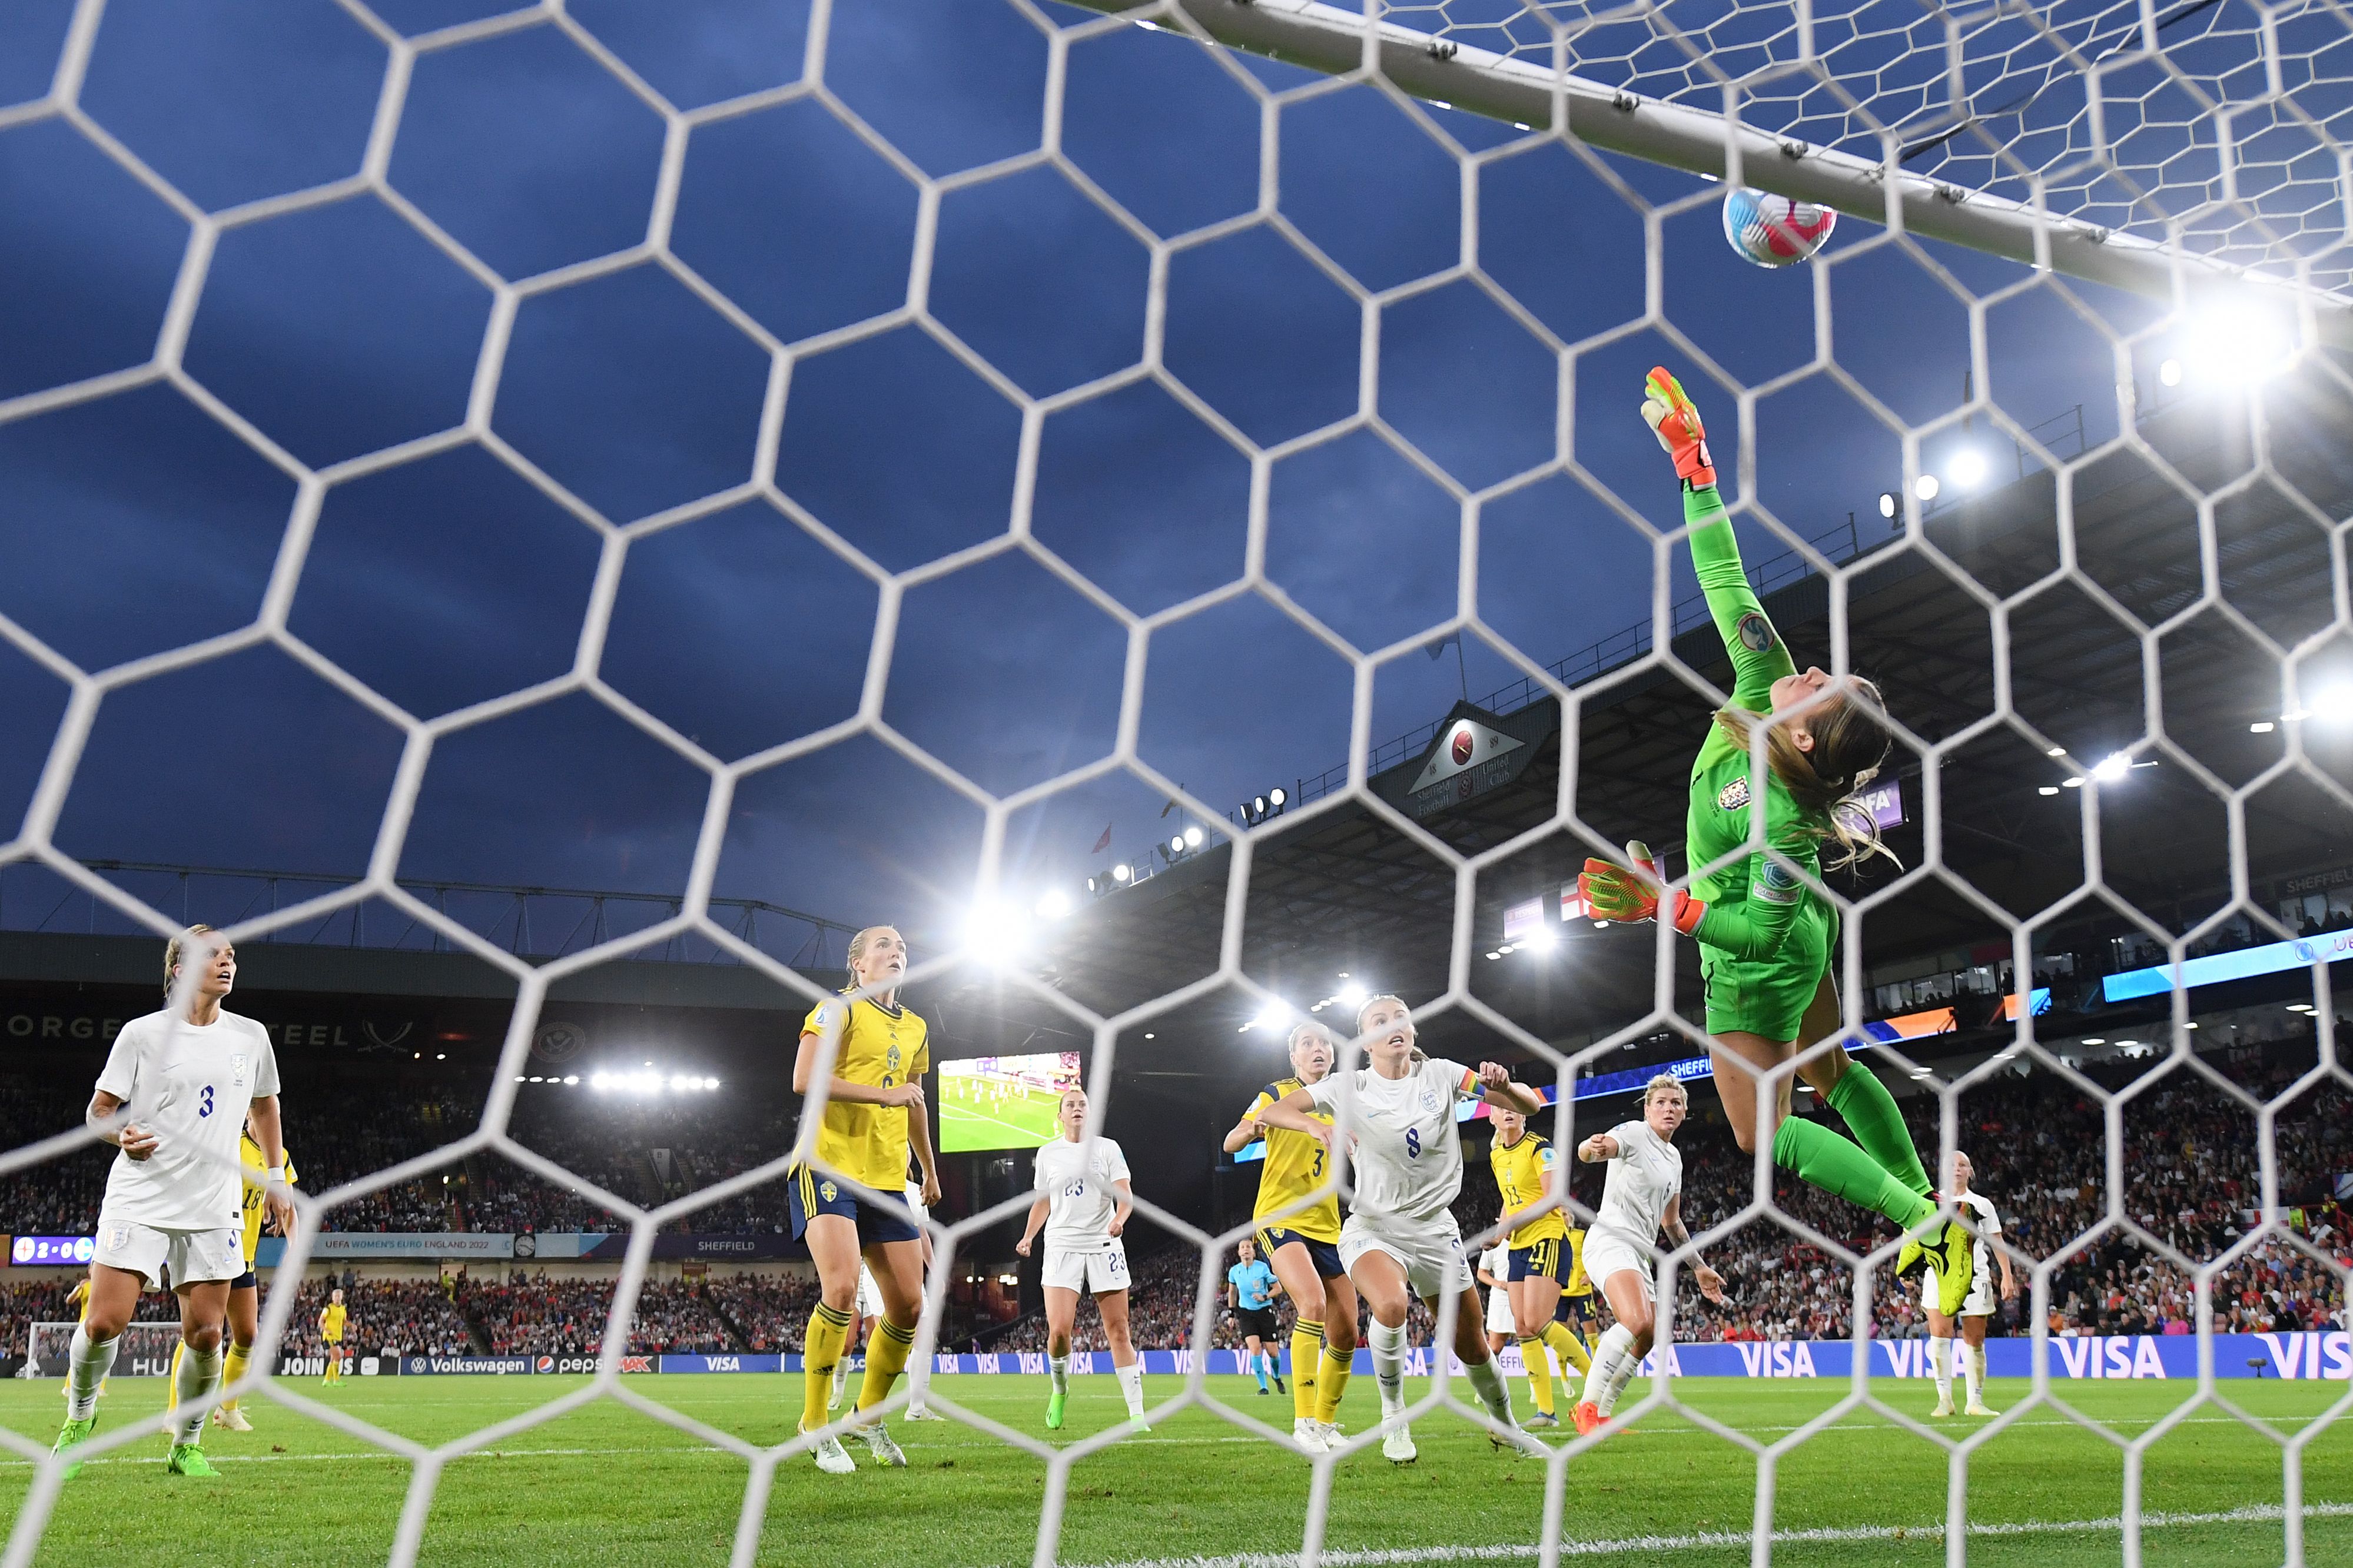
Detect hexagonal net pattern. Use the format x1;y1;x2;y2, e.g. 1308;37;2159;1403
0;1;2347;1567
1393;0;2353;300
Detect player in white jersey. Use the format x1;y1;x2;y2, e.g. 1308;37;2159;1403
1924;1152;2015;1418
1257;995;1544;1463
55;925;293;1480
1475;1241;1516;1356
1016;1087;1147;1431
1570;1076;1725;1437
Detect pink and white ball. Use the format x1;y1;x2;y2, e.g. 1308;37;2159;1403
1721;187;1836;268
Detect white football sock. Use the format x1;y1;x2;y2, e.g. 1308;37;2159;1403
907;1347;931;1413
172;1343;221;1446
1463;1355;1514;1426
1369;1320;1408;1414
829;1357;847;1400
66;1327;118;1423
1964;1343;1986;1406
1116;1359;1145;1417
1601;1340;1643;1416
1580;1324;1634;1413
1931;1336;1954;1404
1049;1354;1070;1395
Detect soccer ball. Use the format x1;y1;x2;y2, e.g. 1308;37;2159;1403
1721;187;1836;268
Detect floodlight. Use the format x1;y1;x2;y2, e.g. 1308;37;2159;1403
1184;824;1205;848
1036;889;1074;921
963;902;1028;968
1914;474;1940;501
2181;301;2292;384
1268;788;1287;807
2312;685;2353;723
1877;491;1897;519
1335;982;1368;1009
2159;357;2182;387
1947;448;1987;489
2249;721;2275;735
2037;786;2059;796
1113;863;1131;882
2090;752;2130;783
1169;835;1184;855
1522;924;1558;951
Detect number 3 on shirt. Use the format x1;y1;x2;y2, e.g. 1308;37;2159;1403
198;1085;214;1118
1405;1127;1421;1159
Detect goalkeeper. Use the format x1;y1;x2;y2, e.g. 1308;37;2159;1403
1577;368;1973;1314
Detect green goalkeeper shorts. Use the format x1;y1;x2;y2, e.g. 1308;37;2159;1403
1701;899;1835;1042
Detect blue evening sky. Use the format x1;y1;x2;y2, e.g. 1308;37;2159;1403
0;0;2178;954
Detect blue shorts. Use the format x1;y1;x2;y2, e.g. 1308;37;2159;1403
230;1269;258;1291
788;1165;921;1245
1256;1225;1345;1281
1508;1238;1565;1282
1556;1289;1595;1326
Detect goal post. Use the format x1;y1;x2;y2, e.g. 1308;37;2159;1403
25;1322;184;1379
1073;0;2353;348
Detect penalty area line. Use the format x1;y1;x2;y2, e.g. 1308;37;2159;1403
1070;1501;2353;1568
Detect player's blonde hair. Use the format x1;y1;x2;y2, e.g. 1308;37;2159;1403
164;923;221;1000
1711;677;1896;873
845;924;900;983
1643;1074;1689;1106
1353;994;1425;1063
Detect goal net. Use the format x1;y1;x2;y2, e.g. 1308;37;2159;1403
25;1323;181;1380
0;1;2345;1566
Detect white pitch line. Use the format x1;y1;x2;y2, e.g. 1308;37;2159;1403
1070;1502;2353;1568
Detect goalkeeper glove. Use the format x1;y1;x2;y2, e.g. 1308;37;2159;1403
1579;839;1707;935
1641;366;1716;490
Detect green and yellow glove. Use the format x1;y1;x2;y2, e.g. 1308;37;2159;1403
1640;366;1716;490
1579;839;1707;935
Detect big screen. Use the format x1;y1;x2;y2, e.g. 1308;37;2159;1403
938;1051;1084;1153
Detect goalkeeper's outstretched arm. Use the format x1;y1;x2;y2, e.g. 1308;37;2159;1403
1640;368;1796;714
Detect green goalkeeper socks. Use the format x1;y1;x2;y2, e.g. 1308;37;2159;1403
1824;1063;1933;1200
1771;1115;1936;1233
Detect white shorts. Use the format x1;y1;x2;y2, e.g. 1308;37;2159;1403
1043;1241;1130;1295
855;1264;884;1321
1338;1211;1469;1300
1485;1283;1517;1334
1579;1224;1655;1294
94;1217;243;1292
1930;1264;1997;1319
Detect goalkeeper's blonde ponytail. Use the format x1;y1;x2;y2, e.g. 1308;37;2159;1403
1711;677;1896;873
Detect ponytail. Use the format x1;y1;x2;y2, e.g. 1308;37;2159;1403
1711;676;1897;874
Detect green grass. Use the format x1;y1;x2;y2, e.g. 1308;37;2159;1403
2;1372;2345;1566
940;1080;1063;1154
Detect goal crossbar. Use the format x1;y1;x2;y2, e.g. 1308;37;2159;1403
1081;0;2353;349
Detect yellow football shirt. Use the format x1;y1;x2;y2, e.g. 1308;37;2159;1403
238;1131;296;1268
321;1302;346;1343
796;992;929;1192
1490;1130;1568;1247
1562;1225;1592;1297
1244;1077;1341;1244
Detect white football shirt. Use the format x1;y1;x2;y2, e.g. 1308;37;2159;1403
1306;1057;1479;1225
1478;1241;1510;1280
95;1009;280;1231
1955;1189;2001;1290
1033;1135;1129;1250
1591;1118;1682;1255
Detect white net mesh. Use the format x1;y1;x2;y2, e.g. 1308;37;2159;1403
0;1;2347;1565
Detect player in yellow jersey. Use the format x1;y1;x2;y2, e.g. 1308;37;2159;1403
789;925;941;1476
1488;1104;1591;1431
1222;1022;1357;1452
170;1122;297;1429
1558;1222;1599;1358
319;1290;347;1384
64;1278;107;1401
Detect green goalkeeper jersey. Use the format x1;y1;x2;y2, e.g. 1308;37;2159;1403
1680;483;1824;965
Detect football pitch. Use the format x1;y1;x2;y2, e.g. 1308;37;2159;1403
941;1081;1062;1153
0;1374;2344;1566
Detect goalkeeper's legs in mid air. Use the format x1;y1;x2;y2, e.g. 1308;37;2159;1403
1707;967;1974;1317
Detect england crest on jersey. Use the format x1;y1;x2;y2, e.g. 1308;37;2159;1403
1717;776;1751;812
231;1053;248;1089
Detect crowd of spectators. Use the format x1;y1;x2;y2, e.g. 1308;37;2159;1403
702;1271;824;1352
272;1277;479;1358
